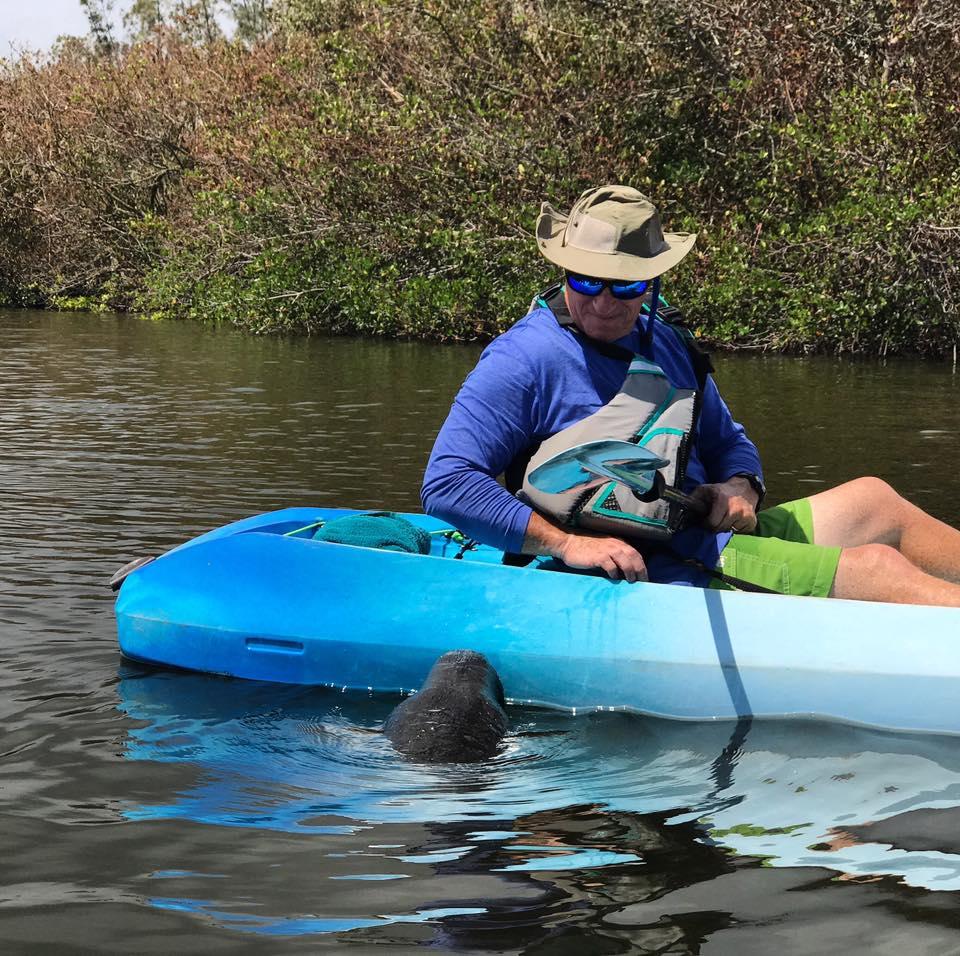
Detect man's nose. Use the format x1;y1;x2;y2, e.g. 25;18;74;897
593;288;620;313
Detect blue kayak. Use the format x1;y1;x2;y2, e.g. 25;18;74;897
114;507;960;736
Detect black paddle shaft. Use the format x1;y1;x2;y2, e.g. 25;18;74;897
662;485;709;519
631;472;709;520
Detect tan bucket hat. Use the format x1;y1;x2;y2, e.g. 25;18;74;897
536;185;696;281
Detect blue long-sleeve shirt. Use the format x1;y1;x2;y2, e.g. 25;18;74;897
421;305;763;584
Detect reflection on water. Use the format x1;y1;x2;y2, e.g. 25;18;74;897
3;310;960;950
117;668;960;900
113;665;960;947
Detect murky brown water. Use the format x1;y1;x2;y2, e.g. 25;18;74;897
3;309;960;952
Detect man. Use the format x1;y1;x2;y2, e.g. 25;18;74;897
422;185;960;606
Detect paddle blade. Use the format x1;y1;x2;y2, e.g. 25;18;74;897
527;440;669;495
527;450;600;495
580;457;659;494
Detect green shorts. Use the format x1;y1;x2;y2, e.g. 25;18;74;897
712;497;841;598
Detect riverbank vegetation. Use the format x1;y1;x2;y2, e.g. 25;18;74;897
0;0;958;353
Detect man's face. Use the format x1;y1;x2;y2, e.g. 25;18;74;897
564;282;647;343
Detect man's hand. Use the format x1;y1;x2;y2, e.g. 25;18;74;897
522;512;648;582
557;532;649;583
691;477;760;533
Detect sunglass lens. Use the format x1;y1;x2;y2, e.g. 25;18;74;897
566;274;605;296
610;279;649;300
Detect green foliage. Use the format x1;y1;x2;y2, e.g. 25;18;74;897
230;0;272;43
710;822;811;838
80;0;118;55
124;0;164;40
1;0;958;352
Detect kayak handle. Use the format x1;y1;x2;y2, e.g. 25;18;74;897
110;556;155;592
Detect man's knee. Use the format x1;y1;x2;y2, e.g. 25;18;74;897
832;542;912;600
840;542;906;576
836;477;912;542
844;476;903;506
812;477;912;549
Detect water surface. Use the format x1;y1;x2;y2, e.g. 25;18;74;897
3;310;960;952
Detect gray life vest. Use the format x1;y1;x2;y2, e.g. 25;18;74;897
517;284;711;544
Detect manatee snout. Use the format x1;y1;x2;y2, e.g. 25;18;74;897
384;650;508;763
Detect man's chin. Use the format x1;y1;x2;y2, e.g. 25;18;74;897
584;319;633;342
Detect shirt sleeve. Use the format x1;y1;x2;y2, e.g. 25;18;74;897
421;341;538;553
695;376;764;484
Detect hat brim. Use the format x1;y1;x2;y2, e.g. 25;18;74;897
536;203;696;281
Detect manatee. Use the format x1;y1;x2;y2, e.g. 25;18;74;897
384;650;509;763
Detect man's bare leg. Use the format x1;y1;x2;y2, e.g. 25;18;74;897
831;543;960;606
809;477;960;583
807;477;960;605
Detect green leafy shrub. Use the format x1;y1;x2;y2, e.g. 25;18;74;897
0;0;957;353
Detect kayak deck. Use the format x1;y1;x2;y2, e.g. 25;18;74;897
115;508;960;736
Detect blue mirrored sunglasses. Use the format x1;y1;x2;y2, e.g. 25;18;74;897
566;272;649;300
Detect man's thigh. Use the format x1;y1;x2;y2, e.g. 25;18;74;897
714;498;841;597
804;477;904;549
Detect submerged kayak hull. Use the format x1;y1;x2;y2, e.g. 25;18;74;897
115;508;960;735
